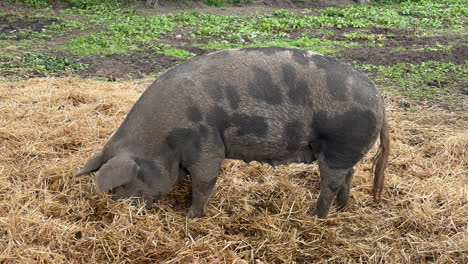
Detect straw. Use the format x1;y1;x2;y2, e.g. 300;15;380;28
1;77;466;263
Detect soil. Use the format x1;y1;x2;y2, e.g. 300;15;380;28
137;0;355;15
71;51;180;80
0;16;59;40
0;1;32;13
66;46;211;80
253;0;354;8
337;35;467;65
338;43;467;66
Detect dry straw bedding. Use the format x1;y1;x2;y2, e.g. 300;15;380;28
0;77;467;263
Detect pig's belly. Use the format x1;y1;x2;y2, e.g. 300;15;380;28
223;133;318;166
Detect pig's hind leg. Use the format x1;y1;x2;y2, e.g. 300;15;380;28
310;157;353;218
336;168;355;211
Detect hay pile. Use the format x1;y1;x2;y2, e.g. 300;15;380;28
0;77;466;263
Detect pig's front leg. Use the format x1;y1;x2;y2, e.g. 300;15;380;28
186;155;224;218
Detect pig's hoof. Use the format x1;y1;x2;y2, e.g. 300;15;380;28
310;208;327;219
186;207;204;218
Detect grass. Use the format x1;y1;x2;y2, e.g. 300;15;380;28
61;12;176;55
204;0;253;7
56;0;466;55
3;0;464;58
11;0;254;8
156;48;196;60
8;0;138;8
197;36;361;54
0;53;87;78
343;31;388;42
357;61;467;106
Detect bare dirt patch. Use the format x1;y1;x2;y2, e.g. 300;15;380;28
338;45;467;66
137;0;355;16
71;51;180;80
242;0;354;9
0;16;58;40
327;27;416;43
0;1;32;13
338;35;468;65
1;77;467;263
66;47;211;80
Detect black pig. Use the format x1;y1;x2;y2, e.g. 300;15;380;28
75;47;390;218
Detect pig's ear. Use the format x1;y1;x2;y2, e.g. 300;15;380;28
95;157;140;193
74;151;104;177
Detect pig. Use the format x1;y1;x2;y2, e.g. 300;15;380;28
74;47;390;219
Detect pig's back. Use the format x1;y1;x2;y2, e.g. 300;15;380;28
113;47;383;167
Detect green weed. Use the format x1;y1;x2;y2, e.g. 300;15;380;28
62;14;175;55
57;0;466;56
357;61;467;103
414;43;455;52
197;36;359;55
0;53;87;77
8;0;137;8
393;46;407;52
204;0;252;7
156;48;196;60
7;0;47;8
343;32;387;42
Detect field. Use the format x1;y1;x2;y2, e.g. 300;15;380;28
1;0;467;263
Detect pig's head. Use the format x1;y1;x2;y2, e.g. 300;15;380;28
75;153;176;208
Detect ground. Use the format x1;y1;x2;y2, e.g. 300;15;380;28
0;0;467;263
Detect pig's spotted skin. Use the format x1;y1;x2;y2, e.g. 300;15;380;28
205;108;270;139
165;128;201;165
186;106;203;122
284;120;304;152
310;53;339;69
312;55;352;102
224;85;241;110
230;113;268;137
206;106;231;131
281;64;311;106
292;49;311;65
351;74;378;107
76;47;387;219
325;69;349;101
204;79;223;101
135;158;161;185
197;125;209;138
313;108;378;169
248;66;283;105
